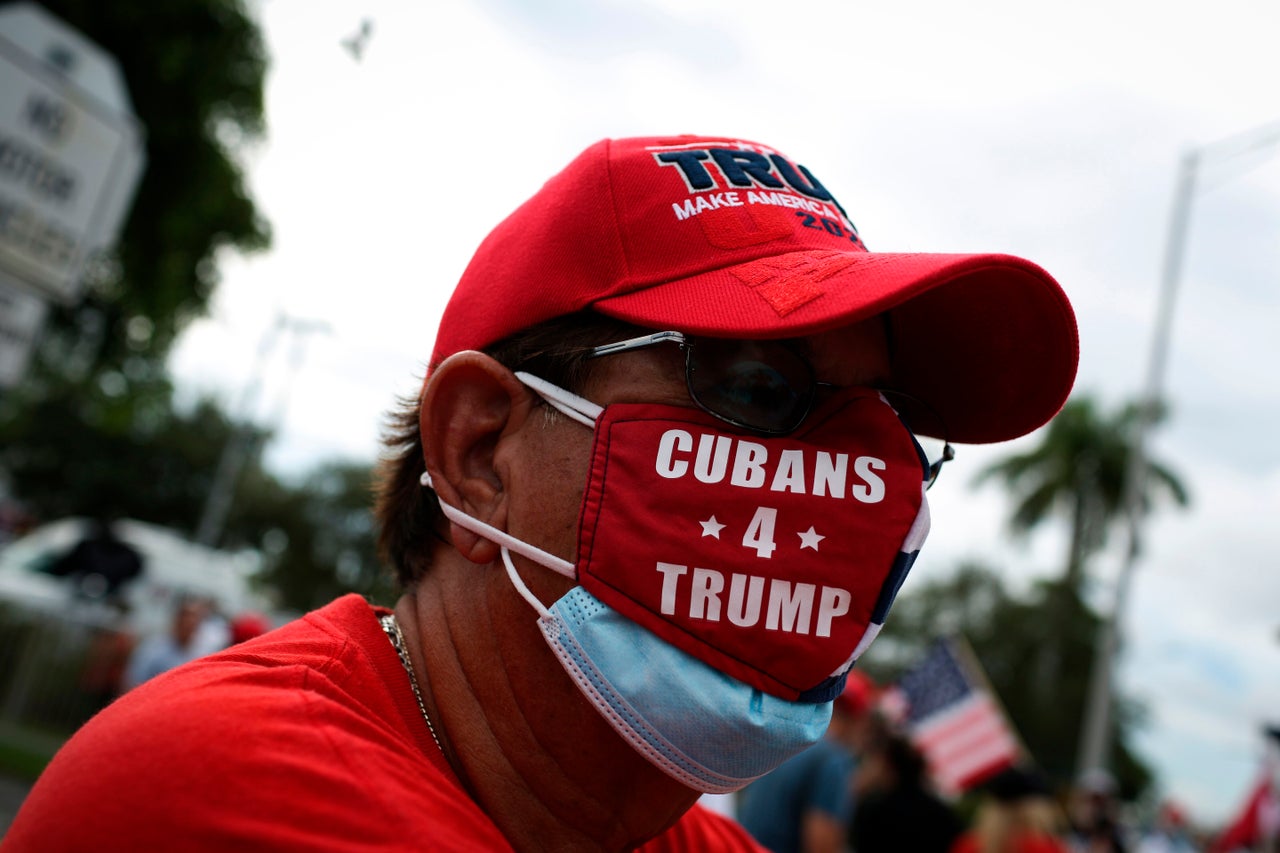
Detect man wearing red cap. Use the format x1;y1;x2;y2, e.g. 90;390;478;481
6;135;1078;851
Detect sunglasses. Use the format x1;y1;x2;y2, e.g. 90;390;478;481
587;331;955;488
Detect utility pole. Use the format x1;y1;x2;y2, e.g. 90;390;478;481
194;313;331;548
1075;150;1197;780
1076;121;1280;782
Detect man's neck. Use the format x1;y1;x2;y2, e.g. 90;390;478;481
394;564;699;851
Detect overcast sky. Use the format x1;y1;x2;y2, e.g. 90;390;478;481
168;0;1280;826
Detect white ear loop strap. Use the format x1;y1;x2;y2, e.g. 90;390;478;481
515;371;602;428
419;471;577;579
416;373;592;589
501;548;552;618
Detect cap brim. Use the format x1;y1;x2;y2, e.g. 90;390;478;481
591;250;1078;444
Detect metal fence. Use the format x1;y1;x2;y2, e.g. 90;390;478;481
0;597;130;742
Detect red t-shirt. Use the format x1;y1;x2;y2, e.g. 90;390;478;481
5;594;763;852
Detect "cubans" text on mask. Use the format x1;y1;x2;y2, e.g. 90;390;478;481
654;429;886;503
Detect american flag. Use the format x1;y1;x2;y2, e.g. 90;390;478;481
888;637;1022;796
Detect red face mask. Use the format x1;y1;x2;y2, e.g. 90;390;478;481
572;386;931;701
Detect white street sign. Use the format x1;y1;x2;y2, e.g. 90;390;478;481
0;3;144;304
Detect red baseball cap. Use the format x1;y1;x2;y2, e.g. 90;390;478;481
834;670;879;717
229;612;270;644
432;134;1078;444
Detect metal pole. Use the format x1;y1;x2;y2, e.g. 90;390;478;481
193;314;331;548
194;316;284;547
1075;150;1199;780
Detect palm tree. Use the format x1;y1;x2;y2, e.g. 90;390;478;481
973;395;1190;711
973;396;1189;594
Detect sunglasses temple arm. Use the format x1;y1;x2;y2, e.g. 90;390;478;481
927;442;957;488
587;331;686;359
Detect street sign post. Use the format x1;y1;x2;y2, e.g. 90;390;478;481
0;273;46;385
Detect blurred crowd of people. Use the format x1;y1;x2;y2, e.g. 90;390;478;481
13;519;275;709
79;595;271;705
727;672;1225;853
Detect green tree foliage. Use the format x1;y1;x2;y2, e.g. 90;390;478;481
863;562;1153;800
0;372;247;527
29;0;270;380
973;397;1190;592
228;461;396;612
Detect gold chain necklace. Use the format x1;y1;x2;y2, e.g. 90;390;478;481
380;613;444;754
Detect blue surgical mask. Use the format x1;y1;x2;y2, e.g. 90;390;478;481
529;565;832;793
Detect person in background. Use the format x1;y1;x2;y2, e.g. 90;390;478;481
119;597;208;692
1135;801;1197;853
1067;769;1130;853
228;611;272;645
850;728;965;853
951;766;1070;853
189;598;232;657
6;133;1078;851
738;670;883;853
76;600;136;712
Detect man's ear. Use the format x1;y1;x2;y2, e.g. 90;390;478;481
420;351;527;564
